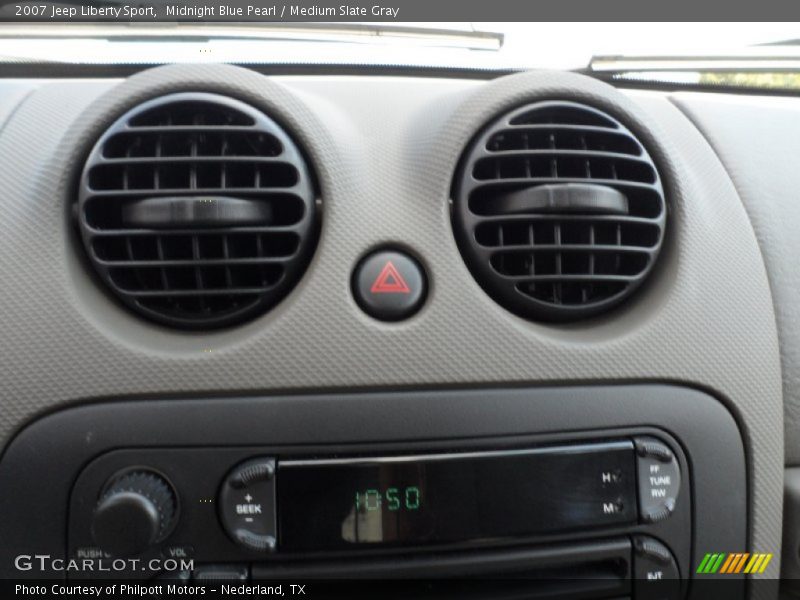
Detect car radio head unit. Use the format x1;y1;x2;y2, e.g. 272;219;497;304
67;434;683;564
277;441;640;551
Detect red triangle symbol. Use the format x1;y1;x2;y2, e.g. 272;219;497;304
370;261;411;294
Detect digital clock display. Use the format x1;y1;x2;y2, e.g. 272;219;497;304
354;486;421;512
277;441;637;552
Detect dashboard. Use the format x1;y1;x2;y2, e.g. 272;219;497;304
0;64;792;599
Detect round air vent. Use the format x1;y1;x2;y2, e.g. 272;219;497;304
453;100;667;322
76;92;318;329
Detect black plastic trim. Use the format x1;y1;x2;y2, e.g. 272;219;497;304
452;100;667;322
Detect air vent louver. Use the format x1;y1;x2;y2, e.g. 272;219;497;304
77;93;318;329
453;101;667;321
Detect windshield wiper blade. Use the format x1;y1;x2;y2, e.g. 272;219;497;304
589;48;800;73
588;50;800;93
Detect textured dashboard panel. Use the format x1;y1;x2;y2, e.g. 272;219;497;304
672;92;800;465
0;66;782;586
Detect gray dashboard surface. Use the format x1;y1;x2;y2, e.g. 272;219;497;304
0;66;783;585
672;92;800;465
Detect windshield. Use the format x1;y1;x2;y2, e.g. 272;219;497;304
2;21;800;74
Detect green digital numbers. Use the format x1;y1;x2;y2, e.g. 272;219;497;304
365;489;381;511
386;487;400;511
405;486;420;510
355;486;421;512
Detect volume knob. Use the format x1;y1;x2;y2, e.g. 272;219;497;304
91;470;177;557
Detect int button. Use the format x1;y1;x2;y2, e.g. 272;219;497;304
353;249;427;321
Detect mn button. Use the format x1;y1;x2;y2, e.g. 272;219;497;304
353;249;427;321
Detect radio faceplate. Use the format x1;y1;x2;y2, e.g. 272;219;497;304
66;430;689;576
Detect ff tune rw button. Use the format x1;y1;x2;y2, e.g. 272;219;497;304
353;249;427;321
634;437;681;523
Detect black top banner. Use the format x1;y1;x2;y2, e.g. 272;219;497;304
0;0;798;22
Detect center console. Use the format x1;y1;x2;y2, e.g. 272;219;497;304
0;385;746;599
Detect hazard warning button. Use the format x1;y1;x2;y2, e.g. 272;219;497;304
353;249;427;321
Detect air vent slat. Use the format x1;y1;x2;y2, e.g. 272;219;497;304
155;235;170;291
488;127;642;156
124;235;149;293
474;214;660;226
473;157;656;184
509;105;617;128
125;125;256;132
116;287;279;298
86;226;301;237
469;178;659;192
454;100;666;322
505;124;616;133
85;187;300;197
482;149;652;163
96;256;294;268
489;244;654;254
77;92;317;329
86;226;304;239
98;156;294;165
191;235;205;309
498;273;640;283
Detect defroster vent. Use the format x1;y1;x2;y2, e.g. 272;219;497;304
453;101;667;321
76;93;318;329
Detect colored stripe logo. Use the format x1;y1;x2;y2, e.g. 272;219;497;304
696;553;773;574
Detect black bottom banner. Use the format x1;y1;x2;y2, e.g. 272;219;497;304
1;578;775;600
